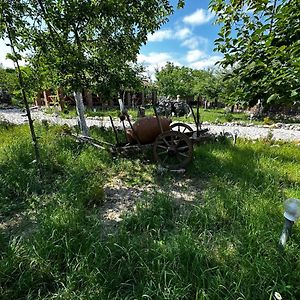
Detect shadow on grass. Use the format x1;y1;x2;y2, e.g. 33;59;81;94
1;124;300;299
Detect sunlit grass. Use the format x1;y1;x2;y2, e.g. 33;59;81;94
1;124;300;299
44;106;254;124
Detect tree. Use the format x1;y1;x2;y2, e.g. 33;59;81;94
1;1;42;172
192;69;222;105
0;66;19;103
156;63;223;105
93;63;145;102
0;0;185;173
210;0;300;109
24;0;185;135
156;63;195;99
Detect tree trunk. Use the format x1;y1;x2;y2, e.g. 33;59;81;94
141;91;145;106
85;90;93;108
7;27;42;176
214;99;218;109
43;90;51;107
74;91;89;136
35;92;42;107
109;97;114;107
57;88;65;111
126;91;130;107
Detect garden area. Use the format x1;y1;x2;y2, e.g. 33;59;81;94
43;106;251;124
1;0;300;299
1;123;300;299
42;105;300;126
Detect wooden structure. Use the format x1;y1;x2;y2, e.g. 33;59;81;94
72;99;237;170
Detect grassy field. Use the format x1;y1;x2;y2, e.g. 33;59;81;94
1;123;300;299
46;106;253;124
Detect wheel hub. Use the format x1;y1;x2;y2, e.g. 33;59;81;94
167;146;177;155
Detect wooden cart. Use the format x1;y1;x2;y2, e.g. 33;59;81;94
74;100;236;170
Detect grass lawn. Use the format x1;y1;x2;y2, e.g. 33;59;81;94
1;123;300;299
45;106;253;124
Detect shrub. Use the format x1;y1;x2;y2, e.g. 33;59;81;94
263;116;274;125
224;112;234;122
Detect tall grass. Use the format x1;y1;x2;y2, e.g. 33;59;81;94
1;124;300;299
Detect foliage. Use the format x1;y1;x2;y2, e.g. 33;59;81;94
156;62;195;99
0;0;185;97
156;63;223;102
193;69;223;103
210;0;300;108
0;64;44;105
1;124;300;299
0;66;19;103
263;116;274;125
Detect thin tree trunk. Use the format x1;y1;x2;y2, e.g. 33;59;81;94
6;26;42;175
74;91;89;136
36;92;42;107
43;90;50;107
141;91;145;106
85;90;93;108
57;88;65;111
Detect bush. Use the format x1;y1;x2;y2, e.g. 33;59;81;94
263;116;274;125
224;112;234;122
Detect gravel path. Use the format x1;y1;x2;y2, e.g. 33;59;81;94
1;108;300;142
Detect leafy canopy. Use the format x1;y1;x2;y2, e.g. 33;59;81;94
210;0;300;107
1;0;185;94
156;62;224;102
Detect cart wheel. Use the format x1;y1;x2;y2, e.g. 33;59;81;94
154;131;193;169
170;122;193;134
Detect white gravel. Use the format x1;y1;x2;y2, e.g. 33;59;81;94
1;108;300;142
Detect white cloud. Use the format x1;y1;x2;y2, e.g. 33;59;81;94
175;27;192;40
147;29;173;42
137;52;181;81
181;36;208;49
138;52;173;66
148;27;192;42
183;9;214;26
186;50;205;63
189;55;222;69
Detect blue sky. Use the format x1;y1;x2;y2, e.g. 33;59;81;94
138;0;222;79
0;0;221;74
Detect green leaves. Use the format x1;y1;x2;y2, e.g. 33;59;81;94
156;63;224;103
177;0;185;9
211;0;300;108
1;0;182;95
6;53;21;63
156;63;196;99
267;93;279;104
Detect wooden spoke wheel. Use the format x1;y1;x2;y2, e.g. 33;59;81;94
170;122;193;134
153;131;193;169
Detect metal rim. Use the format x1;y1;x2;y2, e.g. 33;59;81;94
153;131;193;169
170;122;193;134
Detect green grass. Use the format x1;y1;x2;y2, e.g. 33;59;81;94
1;123;300;299
170;108;251;124
44;106;254;124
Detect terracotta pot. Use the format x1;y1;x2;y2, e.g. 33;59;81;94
127;116;171;144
